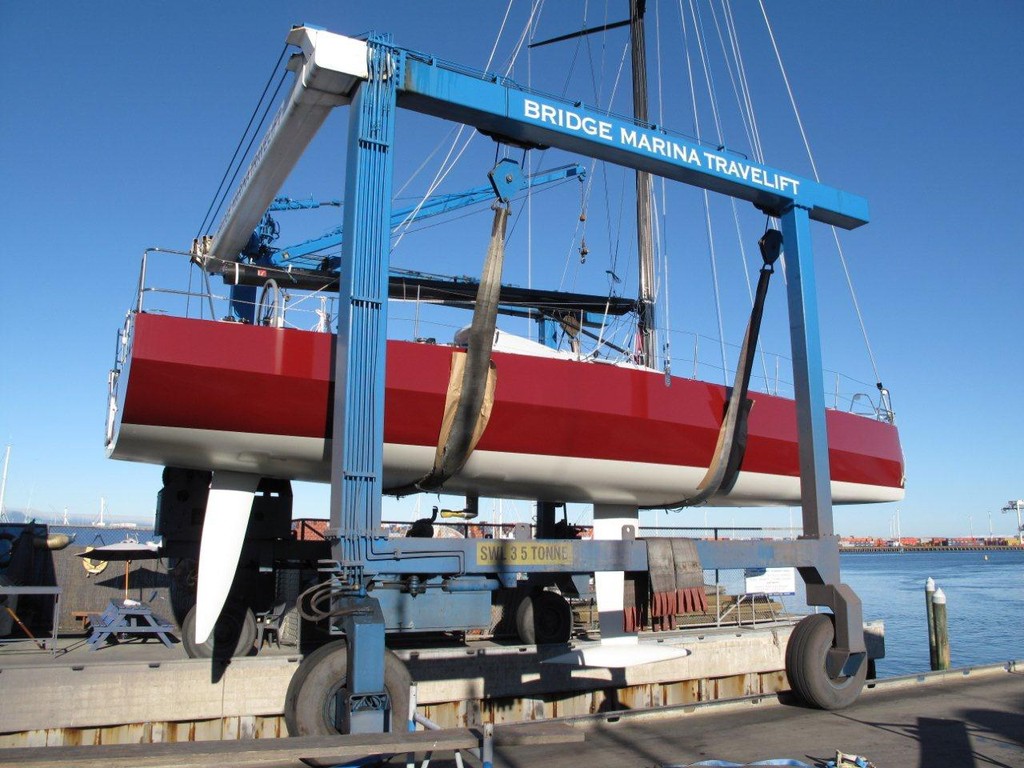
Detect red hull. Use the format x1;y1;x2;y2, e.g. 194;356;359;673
108;313;904;506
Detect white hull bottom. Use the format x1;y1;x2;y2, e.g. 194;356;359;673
110;424;903;507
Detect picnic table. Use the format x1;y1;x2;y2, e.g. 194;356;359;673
86;600;176;650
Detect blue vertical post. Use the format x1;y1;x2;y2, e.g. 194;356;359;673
779;204;833;538
329;36;400;732
331;36;400;554
779;203;864;664
229;284;257;323
536;314;556;348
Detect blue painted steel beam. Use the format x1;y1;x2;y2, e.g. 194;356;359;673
343;536;842;579
278;163;584;263
338;596;389;733
779;204;833;538
398;55;868;230
330;37;401;576
267;196;342;211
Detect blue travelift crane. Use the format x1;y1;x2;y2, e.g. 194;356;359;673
190;25;872;733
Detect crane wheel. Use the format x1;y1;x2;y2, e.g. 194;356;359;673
515;590;572;645
284;640;411;737
0;533;17;569
785;613;867;710
181;603;256;659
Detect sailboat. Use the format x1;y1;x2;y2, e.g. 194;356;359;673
105;7;904;513
108;309;902;507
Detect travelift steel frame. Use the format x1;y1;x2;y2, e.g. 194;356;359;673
201;25;871;728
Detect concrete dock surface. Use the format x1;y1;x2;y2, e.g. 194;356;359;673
0;663;1019;767
498;665;1024;768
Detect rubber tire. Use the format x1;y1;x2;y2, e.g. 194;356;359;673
785;613;867;710
515;590;572;645
0;532;16;568
181;604;257;659
284;640;412;737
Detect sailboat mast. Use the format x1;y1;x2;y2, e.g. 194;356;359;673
630;0;657;368
0;445;10;521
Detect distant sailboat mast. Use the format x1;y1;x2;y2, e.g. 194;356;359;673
0;445;10;522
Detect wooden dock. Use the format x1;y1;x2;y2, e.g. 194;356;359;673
0;663;1018;767
0;623;805;747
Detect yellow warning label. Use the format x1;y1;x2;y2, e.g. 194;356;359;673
476;541;574;566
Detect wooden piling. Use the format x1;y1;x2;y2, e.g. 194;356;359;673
925;577;937;670
932;587;950;671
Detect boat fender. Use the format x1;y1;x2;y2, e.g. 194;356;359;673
81;546;108;575
33;533;74;551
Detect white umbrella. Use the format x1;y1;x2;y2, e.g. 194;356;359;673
77;541;162;599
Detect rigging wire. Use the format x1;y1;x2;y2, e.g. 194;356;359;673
393;0;539;252
704;0;773;392
757;0;885;390
194;44;290;239
556;28;632;330
206;70;289;240
653;0;673;376
717;1;763;166
681;0;729;384
581;14;632;303
392;124;461;200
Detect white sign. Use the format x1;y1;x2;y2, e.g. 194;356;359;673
743;567;797;595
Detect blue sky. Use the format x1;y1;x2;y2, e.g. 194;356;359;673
1;2;1021;538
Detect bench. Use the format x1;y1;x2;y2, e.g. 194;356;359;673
86;600;176;650
71;610;100;631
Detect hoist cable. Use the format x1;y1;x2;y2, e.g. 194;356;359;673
195;44;289;239
757;0;884;386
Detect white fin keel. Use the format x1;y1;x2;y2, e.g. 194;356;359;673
194;471;259;644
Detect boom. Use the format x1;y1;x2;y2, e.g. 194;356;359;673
277;163;584;267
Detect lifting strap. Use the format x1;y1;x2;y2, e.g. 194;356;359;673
672;230;781;507
645;538;708;631
390;204;509;495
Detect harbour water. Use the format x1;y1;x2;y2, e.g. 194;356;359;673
840;549;1024;677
